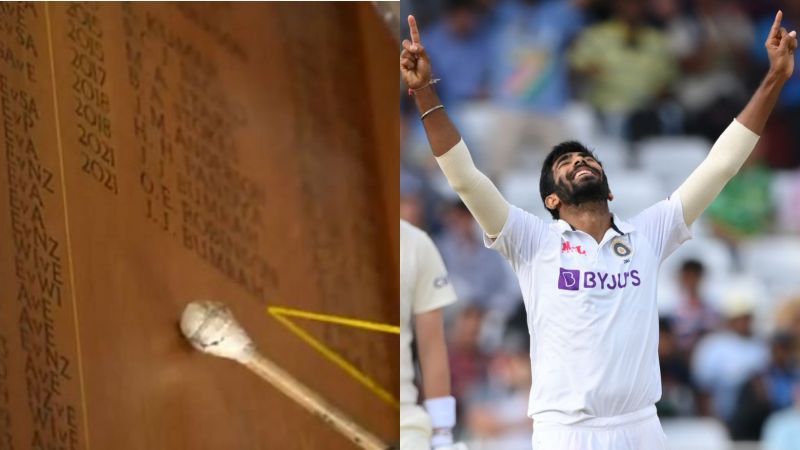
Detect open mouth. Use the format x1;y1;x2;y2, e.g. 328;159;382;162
571;167;597;181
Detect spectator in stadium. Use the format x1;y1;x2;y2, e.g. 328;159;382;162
762;380;800;450
464;332;532;447
775;296;800;362
657;317;697;417
692;291;770;423
482;0;588;178
655;0;755;141
672;259;720;352
448;305;489;403
569;0;678;140
764;333;800;411
421;0;493;105
729;332;800;440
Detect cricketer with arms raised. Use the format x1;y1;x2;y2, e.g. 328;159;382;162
400;10;797;450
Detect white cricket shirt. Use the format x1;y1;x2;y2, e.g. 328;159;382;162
400;220;458;404
486;195;691;424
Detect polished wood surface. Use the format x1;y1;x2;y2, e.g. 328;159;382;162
0;3;399;449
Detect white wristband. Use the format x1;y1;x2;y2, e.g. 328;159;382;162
424;395;456;429
430;430;454;448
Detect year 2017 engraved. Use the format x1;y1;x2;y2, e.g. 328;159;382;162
66;2;117;194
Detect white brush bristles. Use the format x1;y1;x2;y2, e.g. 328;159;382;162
180;301;254;363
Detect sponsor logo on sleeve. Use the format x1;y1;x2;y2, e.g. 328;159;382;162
433;275;449;289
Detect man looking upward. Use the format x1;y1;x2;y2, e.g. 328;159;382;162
400;10;796;450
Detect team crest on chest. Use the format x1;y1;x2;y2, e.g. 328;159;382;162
611;235;633;258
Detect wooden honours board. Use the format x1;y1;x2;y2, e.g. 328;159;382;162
0;2;399;449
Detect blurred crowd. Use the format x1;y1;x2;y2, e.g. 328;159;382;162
400;0;800;447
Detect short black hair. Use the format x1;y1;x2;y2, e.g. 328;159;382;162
659;316;674;333
539;141;599;219
681;259;705;275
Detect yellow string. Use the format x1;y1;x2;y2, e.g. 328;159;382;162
268;306;400;334
267;307;400;408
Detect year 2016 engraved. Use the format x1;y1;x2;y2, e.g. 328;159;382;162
66;2;117;194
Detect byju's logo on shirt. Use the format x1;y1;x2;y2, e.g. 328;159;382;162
558;268;581;290
558;268;641;291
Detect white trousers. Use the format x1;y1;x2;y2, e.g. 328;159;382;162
400;404;432;450
532;406;667;450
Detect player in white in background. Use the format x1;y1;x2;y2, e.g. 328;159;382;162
400;220;467;450
400;10;796;450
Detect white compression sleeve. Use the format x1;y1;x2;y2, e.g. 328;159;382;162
435;140;510;238
675;119;760;226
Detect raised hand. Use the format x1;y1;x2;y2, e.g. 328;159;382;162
400;15;432;90
766;10;798;79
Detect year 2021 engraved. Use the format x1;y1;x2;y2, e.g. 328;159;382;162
67;2;117;194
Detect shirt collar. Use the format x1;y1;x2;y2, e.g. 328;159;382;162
550;213;635;236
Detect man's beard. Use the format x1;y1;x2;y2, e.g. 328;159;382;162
553;171;611;208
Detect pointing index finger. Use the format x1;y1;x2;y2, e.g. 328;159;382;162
771;10;784;37
408;15;421;44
